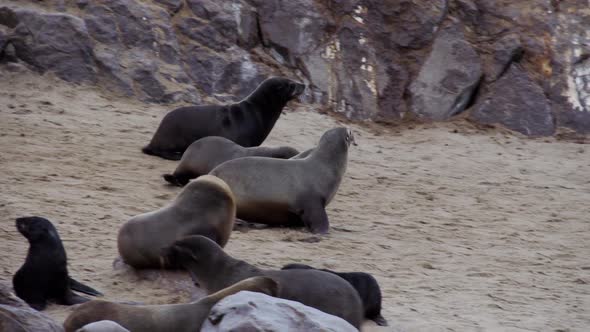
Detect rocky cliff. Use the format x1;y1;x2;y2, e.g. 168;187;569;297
1;0;588;136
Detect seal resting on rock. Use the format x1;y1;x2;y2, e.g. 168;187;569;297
63;276;278;332
163;136;299;186
282;263;387;326
210;127;355;234
163;235;363;329
117;175;236;269
142;77;305;160
12;216;102;311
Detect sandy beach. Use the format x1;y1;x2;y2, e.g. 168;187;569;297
1;67;589;331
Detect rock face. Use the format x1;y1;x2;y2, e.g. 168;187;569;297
471;64;554;136
201;291;358;332
0;283;64;332
0;0;588;135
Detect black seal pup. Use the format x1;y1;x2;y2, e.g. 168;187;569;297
282;263;387;326
13;216;102;310
163;136;299;186
142;77;305;160
210;127;355;234
163;235;363;329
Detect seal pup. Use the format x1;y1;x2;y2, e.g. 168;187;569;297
163;235;363;329
117;175;235;269
210;127;355;234
63;276;278;332
282;263;387;326
163;136;299;186
12;216;102;311
142;77;306;160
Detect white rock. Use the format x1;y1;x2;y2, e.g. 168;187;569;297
201;291;358;332
75;320;130;332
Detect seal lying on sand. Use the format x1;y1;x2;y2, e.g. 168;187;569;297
13;217;102;310
118;175;235;269
210;127;355;234
142;77;305;160
163;136;299;186
163;235;363;329
282;263;387;326
63;276;278;332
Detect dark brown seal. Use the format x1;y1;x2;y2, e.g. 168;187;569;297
163;235;363;329
282;263;387;326
12;216;102;311
63;276;278;332
163;136;299;186
142;77;305;160
210;127;355;234
117;175;235;269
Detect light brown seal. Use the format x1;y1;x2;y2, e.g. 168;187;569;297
63;276;278;332
117;175;235;269
163;136;299;186
210;127;355;234
164;235;363;329
142;77;305;160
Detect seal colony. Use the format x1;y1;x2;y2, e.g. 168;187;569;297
11;75;391;329
12;217;102;310
142;77;305;160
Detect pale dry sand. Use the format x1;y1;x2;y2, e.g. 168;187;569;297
1;66;589;332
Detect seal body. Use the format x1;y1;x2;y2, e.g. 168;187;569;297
12;217;102;310
210;127;355;234
164;236;364;329
117;175;235;269
163;136;299;186
142;77;305;160
282;263;387;326
63;277;278;332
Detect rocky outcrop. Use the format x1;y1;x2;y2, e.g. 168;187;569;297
201;291;358;332
0;0;588;136
0;283;64;332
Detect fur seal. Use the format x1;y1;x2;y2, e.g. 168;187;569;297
117;175;235;269
12;216;102;311
142;77;305;160
63;276;278;332
163;235;363;329
282;263;387;326
163;136;299;186
210;127;355;234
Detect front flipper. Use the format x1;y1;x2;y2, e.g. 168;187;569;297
69;277;103;297
297;196;330;234
61;289;90;306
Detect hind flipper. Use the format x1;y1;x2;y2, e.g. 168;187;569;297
69;277;103;296
372;314;388;326
142;146;183;160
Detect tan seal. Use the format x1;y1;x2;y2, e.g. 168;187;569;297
117;175;235;269
164;235;363;329
210;127;355;234
63;276;278;332
163;136;299;186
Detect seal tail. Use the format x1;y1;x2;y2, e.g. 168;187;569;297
372;315;388;326
69;277;103;297
142;145;183;160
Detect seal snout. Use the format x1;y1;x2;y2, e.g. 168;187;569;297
291;82;306;98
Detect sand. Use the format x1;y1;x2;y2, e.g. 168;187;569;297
1;65;589;332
